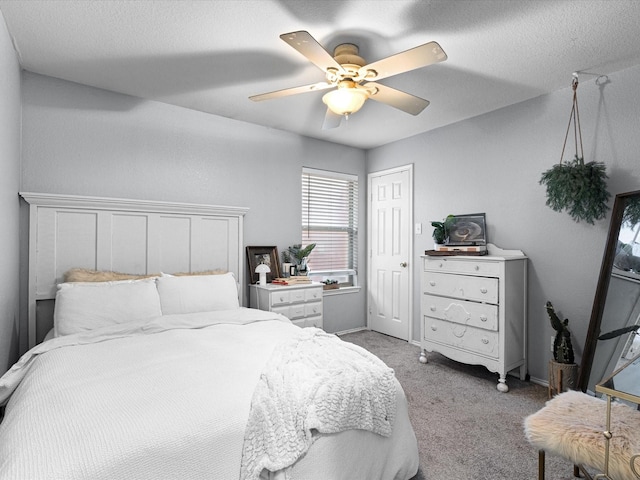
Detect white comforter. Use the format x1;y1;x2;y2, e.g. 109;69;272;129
0;309;293;479
0;309;418;480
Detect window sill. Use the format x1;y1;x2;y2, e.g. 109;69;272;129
322;286;361;296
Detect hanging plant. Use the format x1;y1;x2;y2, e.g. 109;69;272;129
539;75;610;224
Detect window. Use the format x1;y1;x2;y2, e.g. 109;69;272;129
301;168;358;287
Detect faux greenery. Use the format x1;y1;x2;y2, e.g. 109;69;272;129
287;243;316;264
431;215;455;244
546;301;574;364
539;155;610;224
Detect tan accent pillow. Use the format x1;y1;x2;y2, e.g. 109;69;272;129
64;268;227;283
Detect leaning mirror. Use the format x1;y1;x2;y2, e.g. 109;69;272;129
579;189;640;395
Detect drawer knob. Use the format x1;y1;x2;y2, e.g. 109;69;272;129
429;280;436;286
279;296;285;302
480;288;487;294
430;325;437;331
439;263;443;268
482;338;489;344
430;305;436;312
475;265;480;271
480;315;487;322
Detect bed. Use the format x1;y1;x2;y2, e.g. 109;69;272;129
0;193;419;480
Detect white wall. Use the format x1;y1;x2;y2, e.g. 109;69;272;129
17;63;640;385
19;72;368;354
0;11;21;374
367;65;640;383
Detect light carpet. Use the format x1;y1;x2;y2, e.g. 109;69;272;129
340;329;598;480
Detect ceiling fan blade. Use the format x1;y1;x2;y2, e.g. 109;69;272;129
360;41;447;82
322;108;343;130
250;82;334;102
366;82;430;115
280;31;345;74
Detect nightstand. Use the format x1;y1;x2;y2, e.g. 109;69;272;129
249;282;323;329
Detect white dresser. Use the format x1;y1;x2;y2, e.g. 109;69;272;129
249;283;323;329
419;244;527;392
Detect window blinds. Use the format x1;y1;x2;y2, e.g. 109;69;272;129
302;168;358;273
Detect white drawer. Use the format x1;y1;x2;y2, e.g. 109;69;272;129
424;257;500;277
422;294;498;331
271;291;291;306
305;287;323;302
290;289;306;303
422;271;498;304
289;304;305;319
306;315;323;329
271;305;290;317
305;302;323;317
424;317;499;359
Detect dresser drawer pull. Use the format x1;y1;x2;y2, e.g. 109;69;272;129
475;265;480;271
430;305;436;312
480;315;487;322
439;263;443;268
482;338;489;344
430;325;437;331
429;280;436;287
279;296;285;302
480;288;487;294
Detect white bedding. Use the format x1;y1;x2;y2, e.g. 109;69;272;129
0;308;419;480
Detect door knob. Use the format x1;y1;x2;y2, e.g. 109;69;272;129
400;262;408;268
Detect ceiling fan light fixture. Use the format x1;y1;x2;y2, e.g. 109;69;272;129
322;83;370;116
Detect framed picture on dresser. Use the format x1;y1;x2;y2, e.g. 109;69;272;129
246;246;280;284
446;213;487;246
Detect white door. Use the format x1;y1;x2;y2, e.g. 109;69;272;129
368;165;413;340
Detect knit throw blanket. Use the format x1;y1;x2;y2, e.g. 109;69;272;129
240;328;397;480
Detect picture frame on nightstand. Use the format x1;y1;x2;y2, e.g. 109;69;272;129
246;246;280;284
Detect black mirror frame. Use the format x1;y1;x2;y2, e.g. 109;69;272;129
578;189;640;392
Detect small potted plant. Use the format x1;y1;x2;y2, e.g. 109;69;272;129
431;215;455;246
322;279;339;290
287;243;316;275
546;301;578;396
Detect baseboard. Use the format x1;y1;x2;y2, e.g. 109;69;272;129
528;375;549;388
335;326;368;336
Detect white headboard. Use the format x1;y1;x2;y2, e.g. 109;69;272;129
21;193;249;348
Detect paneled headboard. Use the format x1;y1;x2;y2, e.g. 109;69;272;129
21;193;249;348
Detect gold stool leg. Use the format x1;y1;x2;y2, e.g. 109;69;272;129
538;450;545;480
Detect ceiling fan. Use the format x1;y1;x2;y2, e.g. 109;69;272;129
249;31;447;129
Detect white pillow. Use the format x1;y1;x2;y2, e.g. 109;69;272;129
54;278;163;337
156;272;239;315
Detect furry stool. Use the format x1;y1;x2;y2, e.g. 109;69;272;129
524;390;640;480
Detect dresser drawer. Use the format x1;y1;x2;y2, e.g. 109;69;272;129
422;271;498;304
304;287;323;302
271;291;291;306
424;317;499;359
305;302;323;317
422;294;498;331
305;315;323;329
270;288;310;306
424;257;500;277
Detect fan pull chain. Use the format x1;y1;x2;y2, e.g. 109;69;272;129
559;74;584;164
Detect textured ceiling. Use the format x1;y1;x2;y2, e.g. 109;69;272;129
2;0;640;149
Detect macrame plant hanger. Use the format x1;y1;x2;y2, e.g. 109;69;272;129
560;73;584;165
539;72;610;224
